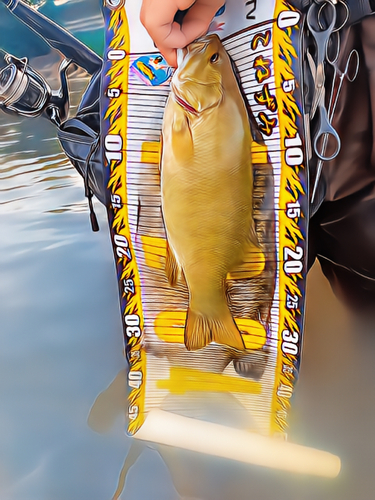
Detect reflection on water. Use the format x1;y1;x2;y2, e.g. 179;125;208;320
0;73;90;213
85;265;375;500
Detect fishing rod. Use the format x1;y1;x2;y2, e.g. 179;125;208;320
0;0;102;124
0;0;102;74
0;0;107;226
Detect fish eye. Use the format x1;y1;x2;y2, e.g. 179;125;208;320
210;52;219;64
154;56;162;63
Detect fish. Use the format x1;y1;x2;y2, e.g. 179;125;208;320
160;34;265;351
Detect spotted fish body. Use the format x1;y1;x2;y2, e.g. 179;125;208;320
161;34;264;351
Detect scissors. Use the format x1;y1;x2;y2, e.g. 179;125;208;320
307;50;341;161
311;49;360;202
307;1;337;119
316;0;349;34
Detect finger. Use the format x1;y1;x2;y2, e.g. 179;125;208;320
140;0;195;47
160;0;224;57
140;0;224;68
157;44;178;67
157;0;223;67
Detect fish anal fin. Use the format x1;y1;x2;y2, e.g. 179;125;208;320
184;309;245;351
228;242;265;280
165;242;180;287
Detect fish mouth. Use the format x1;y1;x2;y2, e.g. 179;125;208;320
172;90;198;115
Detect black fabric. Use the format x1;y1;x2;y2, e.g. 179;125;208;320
307;15;375;312
58;117;106;206
57;72;108;206
348;0;374;25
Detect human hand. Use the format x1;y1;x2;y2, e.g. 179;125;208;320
140;0;224;67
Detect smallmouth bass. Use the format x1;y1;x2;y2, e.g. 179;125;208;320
161;34;264;351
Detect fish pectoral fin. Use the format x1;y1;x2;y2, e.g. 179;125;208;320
165;242;181;287
228;242;265;280
185;308;245;351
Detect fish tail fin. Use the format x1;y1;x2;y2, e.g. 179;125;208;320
184;310;212;351
210;312;245;351
185;308;245;351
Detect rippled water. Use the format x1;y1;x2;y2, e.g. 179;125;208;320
1;3;375;500
0;73;132;499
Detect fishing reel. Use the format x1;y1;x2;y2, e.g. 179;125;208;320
0;52;71;125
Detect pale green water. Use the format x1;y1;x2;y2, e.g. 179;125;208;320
1;2;375;499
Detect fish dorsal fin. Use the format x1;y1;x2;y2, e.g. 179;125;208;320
229;56;264;144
